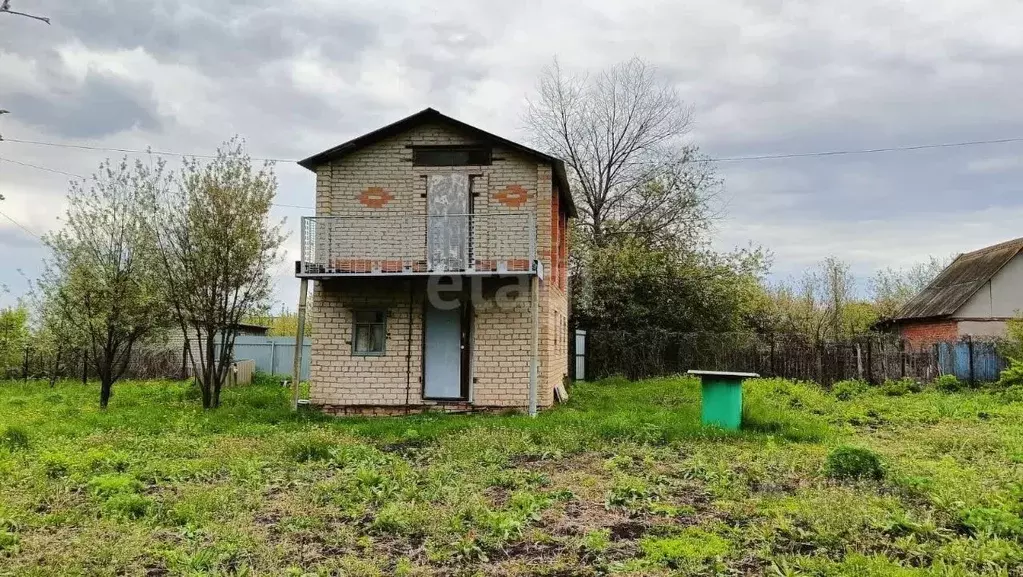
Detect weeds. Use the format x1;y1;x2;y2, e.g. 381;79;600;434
0;376;1021;575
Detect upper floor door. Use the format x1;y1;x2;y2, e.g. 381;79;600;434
427;174;470;272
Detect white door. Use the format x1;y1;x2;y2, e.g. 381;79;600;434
423;302;463;399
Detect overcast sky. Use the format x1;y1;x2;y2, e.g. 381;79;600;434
2;0;1023;310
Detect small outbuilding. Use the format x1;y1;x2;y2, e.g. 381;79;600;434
885;237;1023;346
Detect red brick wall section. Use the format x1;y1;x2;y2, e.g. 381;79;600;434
899;319;959;347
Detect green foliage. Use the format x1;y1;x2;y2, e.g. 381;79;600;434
0;529;19;557
0;426;29;451
153;138;287;409
1;377;1023;574
574;236;770;333
39;157;173;408
936;374;963;393
87;473;143;499
833;379;869;401
284;437;335;463
825;446;885;481
102;493;152;520
959;507;1023;538
998;359;1023;388
998;317;1023;361
640;527;731;568
0;305;29;372
881;378;921;397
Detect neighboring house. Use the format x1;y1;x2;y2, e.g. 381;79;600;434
294;108;575;415
886;237;1023;346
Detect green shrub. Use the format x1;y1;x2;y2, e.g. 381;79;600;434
102;493;152;520
640;527;731;568
0;530;19;556
833;379;869;401
998;359;1023;388
371;502;431;537
935;374;963;393
87;473;142;499
39;452;71;478
284;438;334;463
881;378;921;397
0;426;29;451
824;446;884;481
959;507;1023;538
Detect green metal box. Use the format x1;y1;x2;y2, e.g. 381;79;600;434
687;370;760;430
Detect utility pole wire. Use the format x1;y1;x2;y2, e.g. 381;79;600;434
5;135;1023;165
0;156;314;210
0;207;42;240
0;0;51;24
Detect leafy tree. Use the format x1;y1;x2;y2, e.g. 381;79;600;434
870;255;952;319
572;237;769;333
151;138;285;409
762;257;875;341
39;159;171;408
244;306;312;337
0;305;28;373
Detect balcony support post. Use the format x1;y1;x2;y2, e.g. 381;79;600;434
528;274;539;417
291;277;309;411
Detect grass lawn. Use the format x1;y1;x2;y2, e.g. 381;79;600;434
1;375;1022;576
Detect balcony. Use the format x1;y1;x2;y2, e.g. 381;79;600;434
296;214;541;278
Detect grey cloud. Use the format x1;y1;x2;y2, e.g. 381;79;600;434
4;69;162;138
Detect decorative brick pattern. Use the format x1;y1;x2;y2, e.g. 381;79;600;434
358;186;394;208
493;184;531;208
309;121;571;413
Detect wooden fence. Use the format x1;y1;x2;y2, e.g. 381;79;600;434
581;331;1008;386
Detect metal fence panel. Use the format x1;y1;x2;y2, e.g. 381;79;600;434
219;336;311;380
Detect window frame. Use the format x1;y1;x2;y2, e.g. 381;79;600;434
412;146;492;167
351;310;387;356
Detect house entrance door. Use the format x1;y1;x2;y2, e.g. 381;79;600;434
423;300;470;400
426;174;470;271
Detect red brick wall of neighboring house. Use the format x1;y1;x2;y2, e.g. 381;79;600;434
899;319;959;347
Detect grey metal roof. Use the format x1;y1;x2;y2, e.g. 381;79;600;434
298;108;577;218
894;236;1023;320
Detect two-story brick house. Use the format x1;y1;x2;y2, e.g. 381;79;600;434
294;108;575;415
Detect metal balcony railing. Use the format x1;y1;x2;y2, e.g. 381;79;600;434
298;214;537;276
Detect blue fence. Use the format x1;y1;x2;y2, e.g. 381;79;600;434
220;336;311;381
936;340;1007;383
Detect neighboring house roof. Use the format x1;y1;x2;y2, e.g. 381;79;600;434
233;323;271;335
894;236;1023;321
297;107;577;217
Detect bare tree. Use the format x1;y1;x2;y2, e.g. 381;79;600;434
871;255;953;318
151;138;285;409
39;159;170;408
525;57;718;247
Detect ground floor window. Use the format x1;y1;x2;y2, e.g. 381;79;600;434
352;311;386;355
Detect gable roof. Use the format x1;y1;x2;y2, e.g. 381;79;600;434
298;108;576;217
894;236;1023;321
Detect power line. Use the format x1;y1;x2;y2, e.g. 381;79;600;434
2;138;295;163
0;155;84;179
0;208;42;241
706;137;1023;163
0;155;314;210
6;134;1023;165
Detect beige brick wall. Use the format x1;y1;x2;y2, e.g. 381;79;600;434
308;121;570;412
310;278;424;406
312;123;538;269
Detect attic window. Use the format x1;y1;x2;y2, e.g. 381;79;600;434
412;146;492;166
